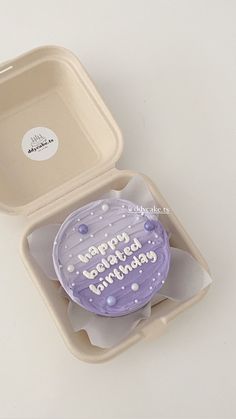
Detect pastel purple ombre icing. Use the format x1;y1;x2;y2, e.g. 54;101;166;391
53;198;171;317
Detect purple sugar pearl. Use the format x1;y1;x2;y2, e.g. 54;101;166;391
144;220;155;232
78;224;88;234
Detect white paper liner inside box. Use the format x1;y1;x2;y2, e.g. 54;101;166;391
28;176;212;348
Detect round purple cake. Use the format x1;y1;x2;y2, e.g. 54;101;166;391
53;198;170;317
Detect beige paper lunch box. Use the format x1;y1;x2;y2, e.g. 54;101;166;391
0;46;210;363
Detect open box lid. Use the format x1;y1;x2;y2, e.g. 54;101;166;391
0;46;123;215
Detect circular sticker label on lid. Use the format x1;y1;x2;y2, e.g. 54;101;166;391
22;127;59;161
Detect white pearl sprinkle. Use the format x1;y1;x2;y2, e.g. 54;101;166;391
148;240;151;244
67;264;74;273
104;233;108;237
131;283;139;292
128;225;131;229
122;205;125;208
99;278;103;281
89;298;93;302
155;234;158;238
79;238;83;242
90;212;94;216
121;286;125;290
77;218;80;222
102;203;109;212
76;271;79;275
149;286;153;290
152;241;155;245
134;299;138;303
90;234;94;238
162;280;165;284
122;214;126;218
71;282;75;287
158;272;161;276
109;223;112;227
139;270;142;274
152;278;156;282
99;216;103;220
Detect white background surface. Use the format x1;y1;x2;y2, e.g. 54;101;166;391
0;1;235;418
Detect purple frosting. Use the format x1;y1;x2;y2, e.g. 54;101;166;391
53;198;171;317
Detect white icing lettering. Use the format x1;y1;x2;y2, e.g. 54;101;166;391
119;264;133;275
102;280;109;287
88;246;99;256
101;258;110;269
78;253;92;263
138;253;149;264
130;238;142;252
97;263;105;273
113;268;124;280
97;242;108;255
114;250;126;261
117;232;130;244
89;284;101;295
83;269;98;279
107;237;118;250
146;251;158;263
105;273;114;284
107;254;118;265
123;246;132;256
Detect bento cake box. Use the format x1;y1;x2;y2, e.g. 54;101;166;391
0;46;210;363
